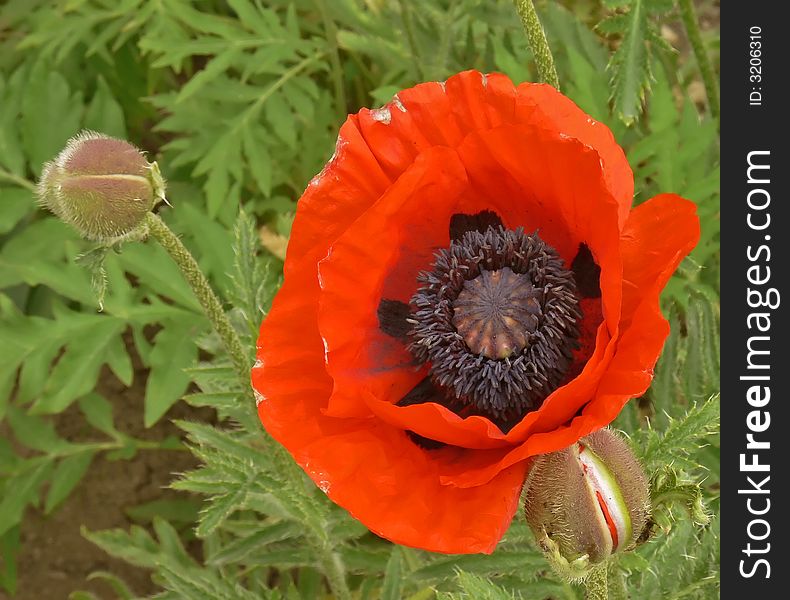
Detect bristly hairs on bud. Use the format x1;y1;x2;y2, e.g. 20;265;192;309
37;130;166;245
36;131;168;309
523;428;651;583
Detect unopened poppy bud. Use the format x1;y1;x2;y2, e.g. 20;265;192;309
523;428;649;580
37;131;165;243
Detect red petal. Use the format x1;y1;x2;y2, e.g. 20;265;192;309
356;71;632;227
284;116;392;270
511;83;634;229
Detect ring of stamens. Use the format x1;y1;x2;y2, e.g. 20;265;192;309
408;225;582;424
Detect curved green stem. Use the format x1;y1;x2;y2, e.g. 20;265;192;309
144;212;250;384
678;0;720;126
0;167;36;191
584;566;609;600
513;0;560;89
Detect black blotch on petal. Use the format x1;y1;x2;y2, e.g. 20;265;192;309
398;378;450;450
571;243;601;298
397;377;437;406
449;210;504;242
377;299;411;341
406;430;447;450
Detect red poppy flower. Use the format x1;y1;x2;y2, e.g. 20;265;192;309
251;70;699;554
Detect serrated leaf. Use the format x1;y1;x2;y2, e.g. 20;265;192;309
607;0;650;125
641;395;720;468
196;476;253;538
208;521;303;566
81;525;160;569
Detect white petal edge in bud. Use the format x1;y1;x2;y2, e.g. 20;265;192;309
576;442;632;553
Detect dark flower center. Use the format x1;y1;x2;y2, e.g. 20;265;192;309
407;225;582;427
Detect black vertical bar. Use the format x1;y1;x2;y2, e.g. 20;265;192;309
721;3;786;597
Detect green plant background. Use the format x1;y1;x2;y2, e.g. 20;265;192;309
0;1;719;598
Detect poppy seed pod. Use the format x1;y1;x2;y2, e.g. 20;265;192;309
37;131;165;243
523;428;649;580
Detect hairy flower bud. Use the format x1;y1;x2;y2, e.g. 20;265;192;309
37;131;165;243
523;428;650;580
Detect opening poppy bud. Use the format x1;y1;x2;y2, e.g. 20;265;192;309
523;428;649;581
37;131;165;243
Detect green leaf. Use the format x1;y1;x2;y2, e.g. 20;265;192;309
440;571;518;600
44;450;95;514
83;75;127;138
81;525;160;569
0;525;20;595
0;70;27;176
607;0;650;125
32;317;126;414
85;571;135;600
78;393;119;438
381;546;404;600
20;60;83;176
413;551;546;582
172;202;234;290
208;521;304;566
125;499;201;526
144;319;198;426
117;242;203;312
106;331;134;387
243;127;273;197
640;395;720;469
0;187;33;234
0;458;54;537
6;405;73;454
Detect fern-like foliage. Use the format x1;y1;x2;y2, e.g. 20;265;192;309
597;0;678;124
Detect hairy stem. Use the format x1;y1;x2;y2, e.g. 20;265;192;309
144;212;250;384
584;566;609;600
678;0;720;126
513;0;560;89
